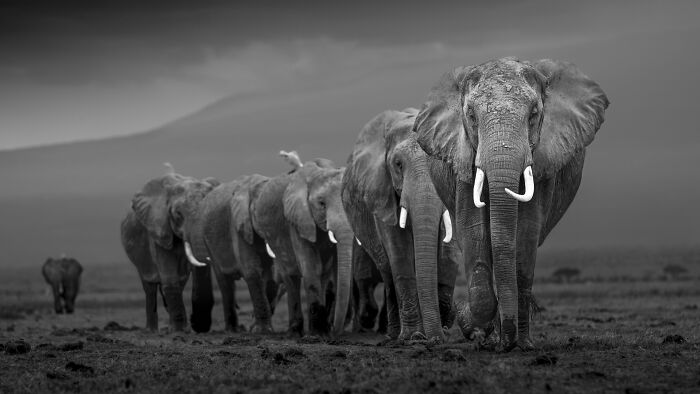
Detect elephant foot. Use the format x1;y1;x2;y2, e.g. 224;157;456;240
517;337;537;352
249;321;273;334
398;324;423;341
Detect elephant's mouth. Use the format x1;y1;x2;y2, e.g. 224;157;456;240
472;166;535;208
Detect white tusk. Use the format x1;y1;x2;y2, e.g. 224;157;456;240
355;237;362;246
328;230;338;244
442;210;453;243
265;243;276;258
474;168;486;208
184;242;207;267
399;207;408;229
505;166;534;202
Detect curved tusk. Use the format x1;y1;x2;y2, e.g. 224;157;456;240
473;168;486;208
442;210;453;243
184;242;207;267
399;207;408;229
505;166;534;202
328;230;338;244
355;237;362;246
265;243;276;259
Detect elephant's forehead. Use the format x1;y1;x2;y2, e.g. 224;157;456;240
469;63;538;115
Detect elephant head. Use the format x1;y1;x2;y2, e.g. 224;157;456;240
343;108;453;340
132;171;220;258
414;58;609;349
283;158;353;335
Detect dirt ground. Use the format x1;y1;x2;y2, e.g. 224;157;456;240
1;257;700;393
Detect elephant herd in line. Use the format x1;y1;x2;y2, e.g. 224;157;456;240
119;57;609;352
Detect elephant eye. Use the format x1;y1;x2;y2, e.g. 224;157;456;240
529;106;539;127
395;160;402;170
467;107;477;125
318;199;326;208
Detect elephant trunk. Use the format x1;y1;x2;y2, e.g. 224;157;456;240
183;214;214;333
406;165;443;341
484;158;525;351
332;227;355;335
185;215;210;266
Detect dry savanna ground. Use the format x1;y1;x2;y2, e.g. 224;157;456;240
1;247;700;393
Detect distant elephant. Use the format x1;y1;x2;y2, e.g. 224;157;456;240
120;166;219;332
342;108;461;340
185;173;279;333
413;57;609;350
42;256;83;314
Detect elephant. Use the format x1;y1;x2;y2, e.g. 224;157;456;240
42;256;83;314
184;173;280;333
281;154;360;335
248;152;348;336
342;108;461;340
413;57;609;351
120;166;218;332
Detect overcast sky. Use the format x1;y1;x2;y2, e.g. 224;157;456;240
1;0;698;150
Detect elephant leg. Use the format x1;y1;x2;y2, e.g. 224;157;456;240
161;283;187;331
261;256;279;315
355;278;379;331
437;230;460;329
516;219;541;351
158;285;168;309
379;269;400;339
142;281;159;331
377;225;421;340
243;257;275;333
212;264;239;332
62;278;79;314
353;244;379;332
51;283;63;314
377;290;388;335
150;241;187;332
283;273;304;336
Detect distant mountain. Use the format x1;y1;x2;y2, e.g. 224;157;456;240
1;27;698;267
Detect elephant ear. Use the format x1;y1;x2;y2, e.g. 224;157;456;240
230;174;267;244
131;175;178;249
344;110;401;225
414;66;478;184
283;165;317;242
532;59;610;179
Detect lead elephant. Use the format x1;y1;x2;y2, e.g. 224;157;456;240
42;256;83;314
413;57;609;350
120;167;218;332
185;174;279;333
342;108;461;340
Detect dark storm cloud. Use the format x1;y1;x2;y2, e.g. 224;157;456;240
0;0;699;149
